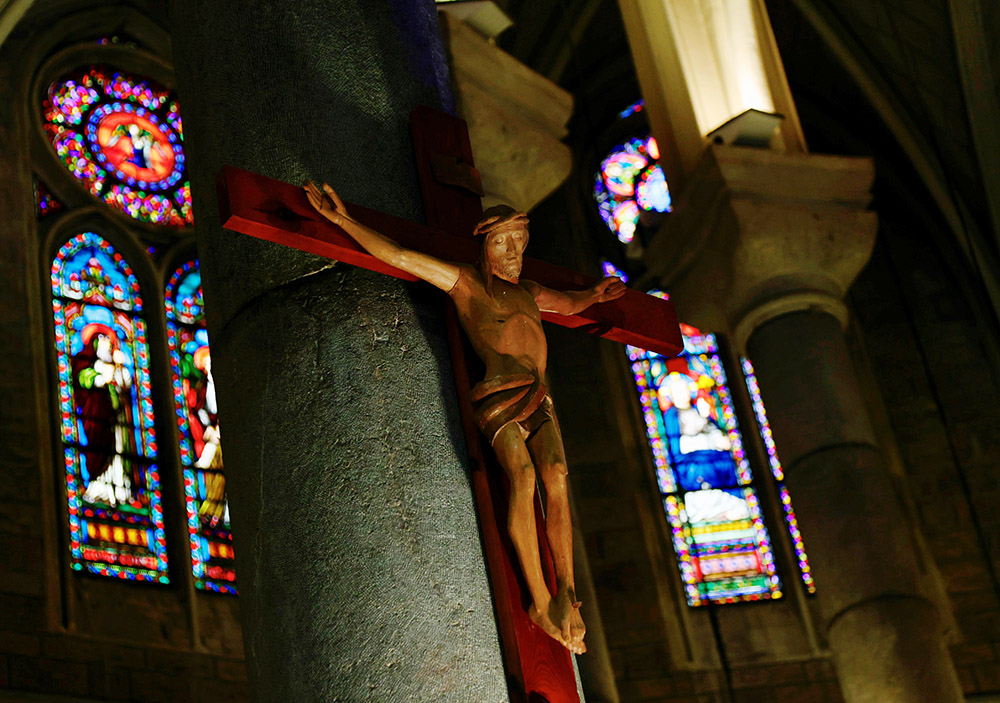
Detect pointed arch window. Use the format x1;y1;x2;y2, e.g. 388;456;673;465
629;320;782;604
596;103;814;603
51;232;168;582
740;358;815;593
166;261;236;594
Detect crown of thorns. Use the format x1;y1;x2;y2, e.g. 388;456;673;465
473;205;530;238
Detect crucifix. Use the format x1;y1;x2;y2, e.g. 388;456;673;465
217;106;681;703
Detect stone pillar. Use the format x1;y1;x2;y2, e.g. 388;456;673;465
168;2;507;701
748;314;963;703
617;0;807;191
646;145;964;703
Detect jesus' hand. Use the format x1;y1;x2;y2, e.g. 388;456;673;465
591;276;627;304
304;180;352;226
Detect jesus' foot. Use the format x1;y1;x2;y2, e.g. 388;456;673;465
528;601;568;651
552;585;586;654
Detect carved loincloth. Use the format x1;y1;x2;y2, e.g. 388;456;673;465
470;373;554;444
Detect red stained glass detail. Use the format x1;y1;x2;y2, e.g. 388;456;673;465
96;111;175;184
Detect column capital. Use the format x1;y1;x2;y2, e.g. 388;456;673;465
644;145;878;350
441;12;573;212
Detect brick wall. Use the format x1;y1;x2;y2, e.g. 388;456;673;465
0;631;248;703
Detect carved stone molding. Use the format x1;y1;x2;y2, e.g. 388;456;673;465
644;144;878;350
441;11;573;213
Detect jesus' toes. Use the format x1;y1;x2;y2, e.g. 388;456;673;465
569;609;586;647
529;604;567;648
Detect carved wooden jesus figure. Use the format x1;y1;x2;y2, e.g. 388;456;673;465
305;181;625;655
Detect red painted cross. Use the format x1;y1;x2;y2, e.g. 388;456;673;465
217;106;681;703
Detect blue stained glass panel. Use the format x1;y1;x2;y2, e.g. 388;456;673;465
628;319;782;605
51;232;168;583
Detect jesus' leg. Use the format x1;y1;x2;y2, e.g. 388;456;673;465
491;423;566;649
527;415;587;654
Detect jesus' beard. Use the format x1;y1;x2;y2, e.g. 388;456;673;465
489;255;522;283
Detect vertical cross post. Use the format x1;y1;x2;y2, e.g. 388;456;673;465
409;106;579;703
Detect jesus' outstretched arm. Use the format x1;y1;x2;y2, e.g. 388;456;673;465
522;277;627;316
303;180;460;292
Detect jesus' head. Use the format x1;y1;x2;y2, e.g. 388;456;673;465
474;205;530;284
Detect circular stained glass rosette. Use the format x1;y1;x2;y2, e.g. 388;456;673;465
42;66;193;227
593;135;671;244
86;103;184;191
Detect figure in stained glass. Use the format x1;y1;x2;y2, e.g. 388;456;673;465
51;232;168;583
655;356;738;492
629;321;781;605
166;261;235;593
107;120;169;173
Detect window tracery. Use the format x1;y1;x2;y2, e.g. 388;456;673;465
42;66;192;227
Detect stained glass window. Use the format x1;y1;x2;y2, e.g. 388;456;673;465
34;178;63;218
600;259;629;283
594;134;671;244
618;100;645;119
42;66;192;227
51;232;168;583
165;261;236;594
628;316;781;605
740;358;816;593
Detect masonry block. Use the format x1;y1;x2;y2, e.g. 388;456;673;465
10;655;90;697
0;630;40;656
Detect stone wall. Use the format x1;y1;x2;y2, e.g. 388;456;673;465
0;630;248;703
849;222;1000;699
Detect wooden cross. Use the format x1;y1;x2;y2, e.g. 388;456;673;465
217;106;681;703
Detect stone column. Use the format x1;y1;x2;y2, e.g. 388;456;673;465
168;2;507;701
646;145;964;703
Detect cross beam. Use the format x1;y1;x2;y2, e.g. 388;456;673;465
217;165;682;358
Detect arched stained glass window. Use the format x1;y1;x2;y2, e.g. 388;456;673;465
741;358;816;593
628;317;781;605
51;232;168;582
42;66;192;227
594;135;671;244
166;261;235;594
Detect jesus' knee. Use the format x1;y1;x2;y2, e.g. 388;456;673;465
539;461;568;494
507;462;537;499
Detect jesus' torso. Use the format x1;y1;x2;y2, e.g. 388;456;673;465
448;264;548;383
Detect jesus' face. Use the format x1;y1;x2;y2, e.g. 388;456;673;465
485;225;528;283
